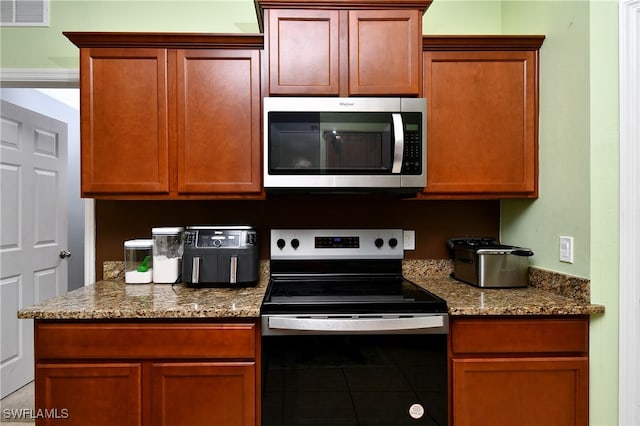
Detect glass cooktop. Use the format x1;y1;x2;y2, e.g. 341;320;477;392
261;276;448;315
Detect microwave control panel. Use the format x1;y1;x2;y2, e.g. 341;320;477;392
401;112;422;175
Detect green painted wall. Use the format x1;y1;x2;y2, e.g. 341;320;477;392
500;2;591;279
586;2;619;425
423;0;502;33
1;0;506;68
0;0;260;68
500;2;619;425
1;1;620;425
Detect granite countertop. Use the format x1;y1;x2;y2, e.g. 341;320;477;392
18;260;604;320
408;276;604;316
17;263;270;320
403;260;604;316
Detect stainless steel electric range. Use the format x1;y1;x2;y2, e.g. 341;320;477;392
261;229;448;426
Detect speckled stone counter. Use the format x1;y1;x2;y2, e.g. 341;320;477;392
18;259;604;320
18;262;270;320
403;260;605;316
408;275;604;315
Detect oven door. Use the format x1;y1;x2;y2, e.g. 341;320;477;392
262;330;447;426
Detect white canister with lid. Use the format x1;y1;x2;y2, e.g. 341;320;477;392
124;239;153;284
152;227;184;283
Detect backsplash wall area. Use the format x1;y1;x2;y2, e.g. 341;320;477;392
95;197;499;279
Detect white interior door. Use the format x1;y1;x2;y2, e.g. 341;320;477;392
0;100;68;398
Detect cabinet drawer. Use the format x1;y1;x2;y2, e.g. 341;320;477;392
36;322;257;360
451;317;588;355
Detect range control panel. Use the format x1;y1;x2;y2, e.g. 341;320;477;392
315;236;360;249
271;229;403;260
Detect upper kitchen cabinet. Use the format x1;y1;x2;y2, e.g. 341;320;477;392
421;36;545;199
175;49;261;195
256;0;432;96
64;33;263;199
77;46;170;195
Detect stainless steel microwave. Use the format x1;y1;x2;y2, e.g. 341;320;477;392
263;97;426;194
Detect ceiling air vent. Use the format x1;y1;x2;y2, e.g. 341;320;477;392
1;0;49;26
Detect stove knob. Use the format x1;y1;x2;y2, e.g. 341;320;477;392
291;238;300;249
375;238;384;248
276;238;286;249
388;238;398;248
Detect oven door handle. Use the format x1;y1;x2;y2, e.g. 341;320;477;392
267;315;444;333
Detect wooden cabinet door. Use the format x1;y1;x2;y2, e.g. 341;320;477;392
80;48;169;195
452;357;589;426
348;9;421;96
266;9;420;96
176;49;262;194
423;50;538;197
151;362;256;426
36;363;142;426
267;9;340;95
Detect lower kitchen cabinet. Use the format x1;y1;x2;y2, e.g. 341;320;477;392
36;363;142;425
151;362;256;426
33;320;260;426
449;316;589;426
452;357;588;426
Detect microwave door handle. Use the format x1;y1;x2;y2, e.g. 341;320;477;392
391;113;404;174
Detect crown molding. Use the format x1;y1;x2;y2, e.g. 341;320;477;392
63;32;264;49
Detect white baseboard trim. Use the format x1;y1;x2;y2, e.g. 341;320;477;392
0;68;79;87
619;1;640;425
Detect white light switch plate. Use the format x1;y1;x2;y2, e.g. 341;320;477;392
403;230;416;250
559;236;574;263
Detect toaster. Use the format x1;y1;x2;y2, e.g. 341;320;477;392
447;237;534;288
182;226;259;287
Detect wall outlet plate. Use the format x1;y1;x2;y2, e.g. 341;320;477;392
403;230;416;250
559;236;574;263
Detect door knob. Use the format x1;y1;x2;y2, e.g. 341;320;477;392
59;250;71;259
